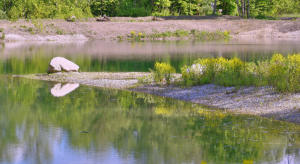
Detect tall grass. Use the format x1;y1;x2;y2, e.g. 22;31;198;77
125;30;230;41
181;54;300;93
151;62;176;85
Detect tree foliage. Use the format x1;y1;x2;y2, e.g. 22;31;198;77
0;0;92;19
0;0;299;19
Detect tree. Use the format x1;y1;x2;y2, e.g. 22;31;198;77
212;0;217;15
235;0;250;18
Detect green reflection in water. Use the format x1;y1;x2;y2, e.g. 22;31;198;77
0;77;300;164
0;51;282;75
0;55;156;74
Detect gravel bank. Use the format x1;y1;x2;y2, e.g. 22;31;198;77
17;72;300;123
1;16;300;42
133;84;300;120
17;72;149;89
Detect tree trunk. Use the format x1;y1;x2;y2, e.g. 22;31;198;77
247;0;250;18
236;0;241;17
213;0;217;15
243;0;246;17
241;0;244;18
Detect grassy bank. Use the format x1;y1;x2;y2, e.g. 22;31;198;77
119;29;230;41
150;54;300;93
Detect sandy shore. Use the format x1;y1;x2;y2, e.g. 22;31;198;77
1;16;300;42
17;72;300;124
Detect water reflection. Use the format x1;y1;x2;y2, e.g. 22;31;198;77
1;40;300;74
50;83;80;97
0;77;300;164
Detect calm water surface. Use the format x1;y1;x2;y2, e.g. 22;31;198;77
1;41;300;164
1;40;300;74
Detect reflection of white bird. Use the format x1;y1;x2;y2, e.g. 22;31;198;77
50;83;79;97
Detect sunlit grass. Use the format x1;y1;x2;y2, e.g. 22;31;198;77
180;54;300;93
124;29;230;41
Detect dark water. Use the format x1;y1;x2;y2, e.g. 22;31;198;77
1;41;300;164
1;40;300;74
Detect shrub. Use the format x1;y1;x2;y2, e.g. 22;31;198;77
268;54;289;91
1;33;5;40
127;31;145;41
90;0;119;16
56;29;64;35
0;10;7;19
182;57;248;86
180;54;300;93
287;55;300;92
2;0;92;19
151;62;176;84
147;30;230;41
268;54;300;92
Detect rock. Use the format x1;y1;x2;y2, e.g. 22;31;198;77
47;57;79;73
66;15;76;22
152;16;164;21
51;83;79;97
96;15;110;22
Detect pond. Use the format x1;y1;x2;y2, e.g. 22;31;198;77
1;41;300;164
1;40;300;74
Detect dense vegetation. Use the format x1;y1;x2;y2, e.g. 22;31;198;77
151;54;300;92
0;0;299;19
124;29;230;41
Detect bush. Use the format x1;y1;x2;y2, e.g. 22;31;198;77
117;0;152;17
1;33;5;40
1;0;92;19
182;57;249;86
151;62;176;84
180;54;300;93
0;10;7;19
268;54;300;92
90;0;119;16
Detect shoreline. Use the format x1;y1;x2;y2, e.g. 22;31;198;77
16;72;300;124
1;16;300;43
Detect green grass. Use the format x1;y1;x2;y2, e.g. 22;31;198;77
150;62;176;85
279;13;300;18
124;29;230;41
0;33;5;40
56;29;65;35
126;31;146;41
180;54;300;93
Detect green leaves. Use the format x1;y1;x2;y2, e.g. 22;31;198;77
0;0;298;18
1;0;92;19
90;0;119;16
152;62;176;84
181;54;300;92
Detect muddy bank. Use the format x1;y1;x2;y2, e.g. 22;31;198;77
1;16;300;42
17;72;300;124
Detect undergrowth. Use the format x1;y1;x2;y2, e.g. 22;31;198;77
180;54;300;92
125;29;230;41
150;62;176;85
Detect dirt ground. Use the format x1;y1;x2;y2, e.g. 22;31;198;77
1;16;300;41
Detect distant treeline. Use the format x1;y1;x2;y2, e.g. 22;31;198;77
0;0;299;19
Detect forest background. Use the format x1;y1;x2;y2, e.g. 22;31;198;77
0;0;299;20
